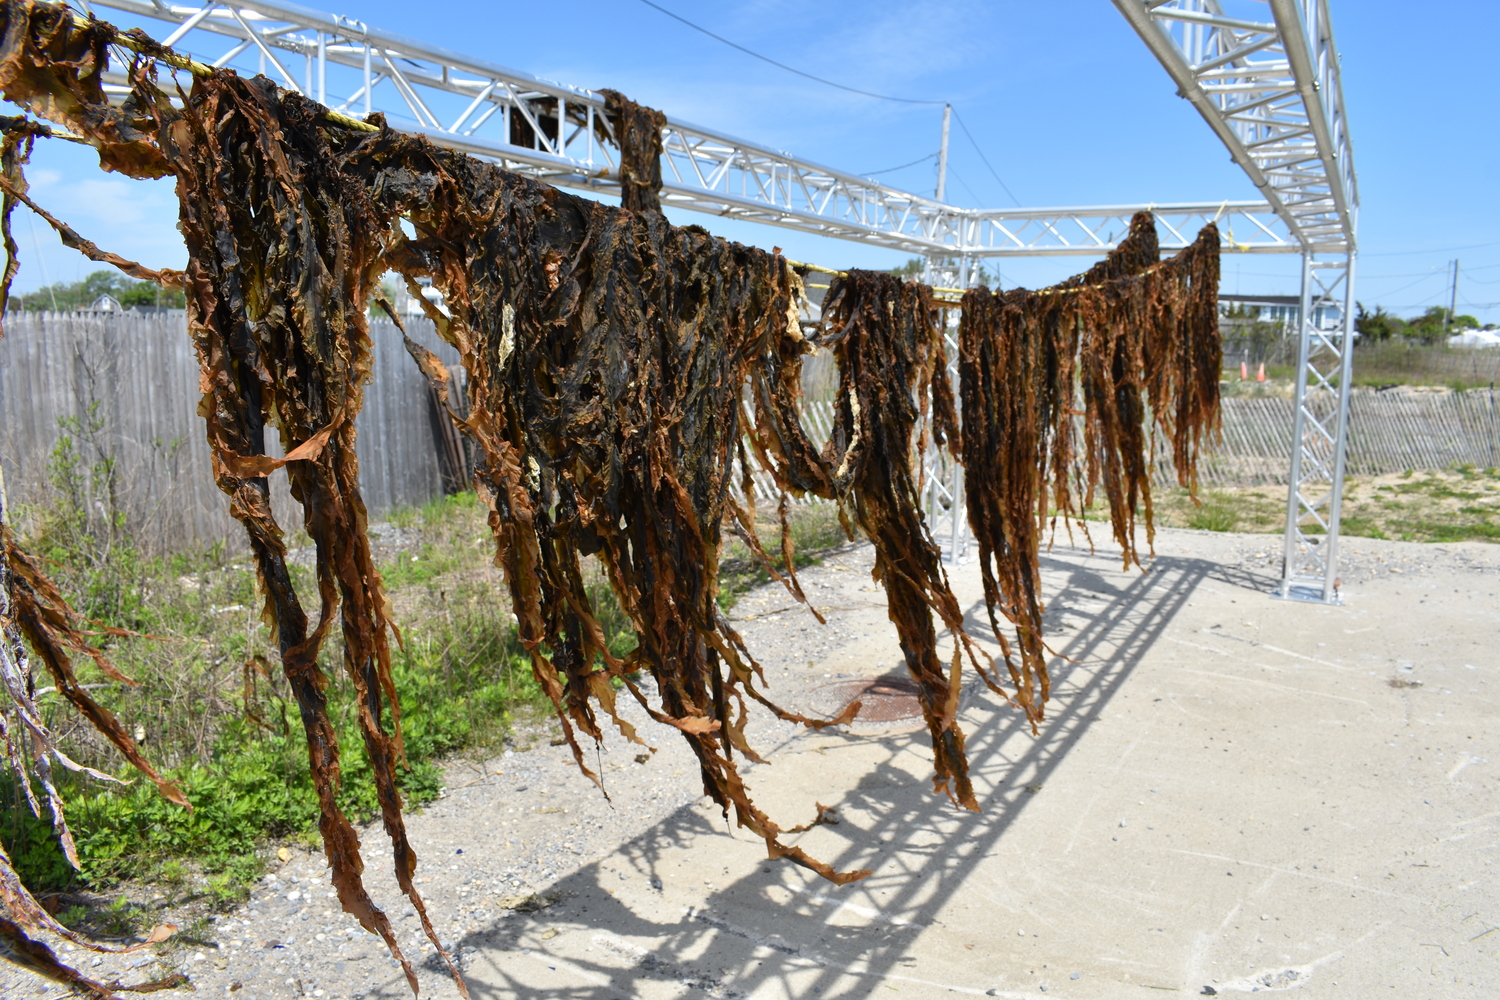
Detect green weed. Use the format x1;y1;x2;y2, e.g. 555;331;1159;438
103;895;147;937
1186;492;1242;532
717;504;848;610
58;905;89;928
1338;516;1387;539
4;431;555;901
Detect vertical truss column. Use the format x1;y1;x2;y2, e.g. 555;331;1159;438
919;255;968;565
1280;251;1356;603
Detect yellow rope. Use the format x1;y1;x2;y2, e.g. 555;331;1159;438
74;10;380;133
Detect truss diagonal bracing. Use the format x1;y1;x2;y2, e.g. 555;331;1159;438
1280;254;1356;602
1109;0;1356;256
1113;0;1359;603
79;0;1359;599
85;0;1294;259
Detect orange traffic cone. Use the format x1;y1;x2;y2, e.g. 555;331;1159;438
1256;362;1266;382
1240;361;1249;380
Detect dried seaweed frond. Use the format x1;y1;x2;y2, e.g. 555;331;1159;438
600;88;666;213
816;270;991;808
156;73;460;996
1;470;182;973
958;213;1221;719
0;909;184;999
355;127;869;882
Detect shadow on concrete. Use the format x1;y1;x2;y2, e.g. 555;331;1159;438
364;548;1212;999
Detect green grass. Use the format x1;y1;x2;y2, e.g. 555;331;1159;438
3;487;554;903
3;477;849;907
1147;466;1500;544
716;503;848;611
1184;491;1243;532
1338;516;1388;540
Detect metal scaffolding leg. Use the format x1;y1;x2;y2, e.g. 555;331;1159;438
1279;251;1357;604
920;255;968;565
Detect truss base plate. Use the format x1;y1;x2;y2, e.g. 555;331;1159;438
1271;583;1344;606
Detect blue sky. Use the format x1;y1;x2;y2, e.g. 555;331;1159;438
10;1;1499;322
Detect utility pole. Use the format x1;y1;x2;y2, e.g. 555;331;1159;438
935;103;951;202
1446;258;1461;336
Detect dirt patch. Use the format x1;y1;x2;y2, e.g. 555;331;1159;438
1148;465;1500;542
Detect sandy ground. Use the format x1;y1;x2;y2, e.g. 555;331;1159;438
6;526;1498;999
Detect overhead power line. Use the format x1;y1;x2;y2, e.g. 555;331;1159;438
949;107;1020;207
862;151;939;177
1362;240;1500;257
1377;272;1450;299
948;165;986;207
635;0;1022;206
636;0;942;105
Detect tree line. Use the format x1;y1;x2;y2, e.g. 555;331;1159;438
1355;304;1481;345
8;270;187;312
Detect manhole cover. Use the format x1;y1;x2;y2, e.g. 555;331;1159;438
808;675;924;723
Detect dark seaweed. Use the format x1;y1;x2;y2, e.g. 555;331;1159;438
0;4;1223;993
958;213;1221;718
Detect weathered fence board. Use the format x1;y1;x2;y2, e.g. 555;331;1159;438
4;310;1497;550
1150;387;1500;489
0;311;459;550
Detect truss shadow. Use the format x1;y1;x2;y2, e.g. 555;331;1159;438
359;549;1209;999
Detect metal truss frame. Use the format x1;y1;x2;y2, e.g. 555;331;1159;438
922;254;968;564
72;0;1358;592
1280;254;1355;601
1113;0;1359;603
82;0;1295;259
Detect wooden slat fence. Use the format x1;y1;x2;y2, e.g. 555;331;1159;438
1149;388;1500;489
0;310;461;551
4;310;1497;548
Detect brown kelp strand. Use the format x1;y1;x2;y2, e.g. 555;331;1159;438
0;2;461;991
163;73;464;996
958;214;1221;718
600;88;667;213
1034;209;1164;541
0;910;188;1000
0;3;874;992
0;110;186;976
815;271;997;809
353;121;867;883
1;471;183;989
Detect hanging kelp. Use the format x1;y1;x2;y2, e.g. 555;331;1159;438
351;120;864;884
0;4;476;991
1;477;187;999
599;88;667;213
958;215;1221;718
813;271;994;809
0;7;867;993
0;3;1226;994
164;76;466;995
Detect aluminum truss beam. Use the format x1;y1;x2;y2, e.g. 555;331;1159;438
72;0;1361;587
1112;0;1359;604
1109;0;1356;255
81;0;1295;258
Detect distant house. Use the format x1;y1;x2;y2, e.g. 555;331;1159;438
1216;292;1346;368
1217;292;1342;330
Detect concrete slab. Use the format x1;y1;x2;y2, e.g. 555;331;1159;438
6;527;1497;999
